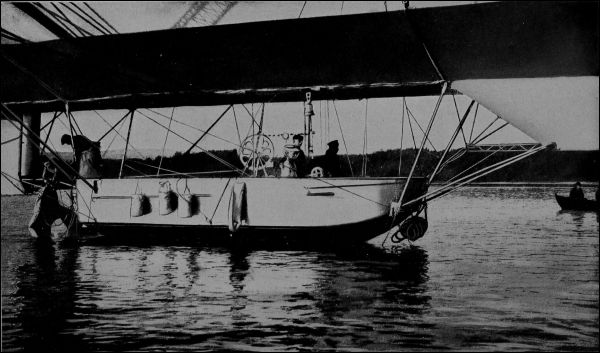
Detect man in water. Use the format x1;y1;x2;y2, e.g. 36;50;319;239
569;181;585;199
323;140;341;177
61;134;102;177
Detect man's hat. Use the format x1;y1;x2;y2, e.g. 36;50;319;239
61;134;71;145
327;140;339;148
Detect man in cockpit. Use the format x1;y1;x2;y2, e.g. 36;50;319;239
280;134;307;177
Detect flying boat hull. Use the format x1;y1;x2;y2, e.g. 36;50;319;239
71;177;427;243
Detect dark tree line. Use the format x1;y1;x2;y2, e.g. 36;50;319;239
97;148;598;182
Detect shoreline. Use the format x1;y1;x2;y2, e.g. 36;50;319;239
2;181;598;197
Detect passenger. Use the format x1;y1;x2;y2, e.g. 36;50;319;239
61;134;102;178
280;134;307;177
323;140;341;177
569;181;585;199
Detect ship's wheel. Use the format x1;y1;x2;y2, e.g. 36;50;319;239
238;134;274;173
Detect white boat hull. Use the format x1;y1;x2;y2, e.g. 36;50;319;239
74;177;427;241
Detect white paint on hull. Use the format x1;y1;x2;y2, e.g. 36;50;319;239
453;76;599;150
76;177;421;229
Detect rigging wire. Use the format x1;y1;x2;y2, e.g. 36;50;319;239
298;1;307;18
67;2;111;35
232;106;242;147
35;3;80;37
451;94;468;147
136;110;247;176
83;2;119;34
145;108;243;150
1;171;26;194
405;99;418;150
157;108;175;176
101;114;127;158
405;103;437;151
50;3;93;36
398;97;405;176
1;136;20;146
468;103;480;144
78;2;113;34
332;101;354;176
1;27;30;43
91;110;145;159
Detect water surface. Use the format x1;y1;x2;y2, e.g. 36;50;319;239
2;186;598;351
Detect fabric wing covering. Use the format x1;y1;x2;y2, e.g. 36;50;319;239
1;1;598;150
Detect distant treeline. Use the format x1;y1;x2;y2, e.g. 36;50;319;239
94;148;599;182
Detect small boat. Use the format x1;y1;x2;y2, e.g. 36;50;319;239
555;194;599;212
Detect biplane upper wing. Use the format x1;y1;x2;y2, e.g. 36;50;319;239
1;1;598;149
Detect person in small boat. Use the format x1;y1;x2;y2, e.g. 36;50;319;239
280;134;307;177
569;181;585;199
323;140;341;177
61;134;102;178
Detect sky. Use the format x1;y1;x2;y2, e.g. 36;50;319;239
0;1;548;194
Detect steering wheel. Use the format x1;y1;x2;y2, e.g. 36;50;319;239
310;166;324;178
238;134;274;172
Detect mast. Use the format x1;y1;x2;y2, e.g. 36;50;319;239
304;92;314;158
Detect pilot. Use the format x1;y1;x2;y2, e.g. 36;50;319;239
280;134;307;177
323;140;341;177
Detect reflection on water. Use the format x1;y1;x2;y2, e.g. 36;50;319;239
1;187;598;351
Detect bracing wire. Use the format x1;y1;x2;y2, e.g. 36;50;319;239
332;100;354;177
298;1;307;18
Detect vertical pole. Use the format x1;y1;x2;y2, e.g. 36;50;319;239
398;82;447;207
398;97;405;176
119;110;134;179
17;123;23;178
20;111;41;179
